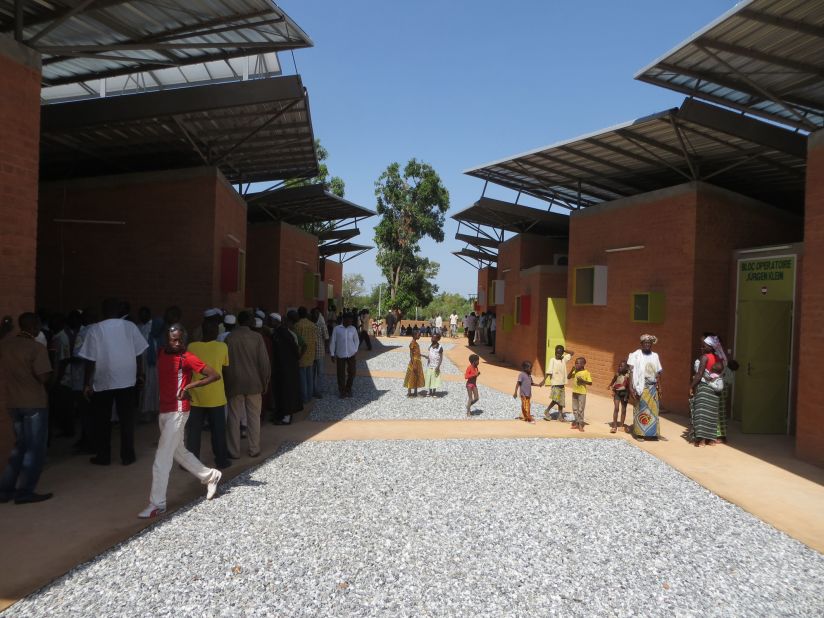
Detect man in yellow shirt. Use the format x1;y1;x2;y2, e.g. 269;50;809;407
568;357;592;432
294;307;317;404
185;320;230;468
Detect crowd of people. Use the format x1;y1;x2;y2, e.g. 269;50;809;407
0;300;370;510
0;296;738;510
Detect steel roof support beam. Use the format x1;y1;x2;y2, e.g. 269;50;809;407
701;39;824;78
666;114;699;179
532;150;646;194
737;8;824;40
695;43;820;131
27;0;98;44
614;130;696;181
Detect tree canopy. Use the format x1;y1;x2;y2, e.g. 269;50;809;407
373;159;450;315
289;140;346;236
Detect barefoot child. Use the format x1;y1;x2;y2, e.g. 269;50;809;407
424;334;443;396
513;361;539;423
608;361;630;433
464;354;480;417
138;324;223;519
539;345;573;421
403;329;425;397
568;357;592;432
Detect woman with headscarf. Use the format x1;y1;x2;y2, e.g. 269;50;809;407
627;334;663;439
689;335;726;446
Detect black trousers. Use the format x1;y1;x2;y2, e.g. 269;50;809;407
358;330;372;350
91;387;137;464
467;329;475;345
336;356;357;394
489;330;496;353
185;405;230;468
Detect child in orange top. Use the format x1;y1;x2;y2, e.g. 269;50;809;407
464;354;480;417
608;360;631;433
513;361;540;424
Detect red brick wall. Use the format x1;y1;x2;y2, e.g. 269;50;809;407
797;130;824;465
477;266;496;311
277;223;320;311
693;184;802;349
566;185;698;414
246;224;281;311
37;168;240;330
212;177;248;312
322;259;343;304
0;40;41;459
565;182;804;416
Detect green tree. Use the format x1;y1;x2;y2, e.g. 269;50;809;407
421;292;473;321
288;140;346;236
373;159;449;315
342;273;366;308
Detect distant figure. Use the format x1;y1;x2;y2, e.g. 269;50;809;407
424;334;443;396
449;312;458;338
608;361;631;434
404;329;425;397
434;314;443;336
513;361;539;424
568;357;592;432
464;354;481;417
330;313;359;398
0;313;54;504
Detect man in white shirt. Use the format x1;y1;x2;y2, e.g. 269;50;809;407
434;314;443;336
329;312;360;398
77;298;149;466
449;312;458;338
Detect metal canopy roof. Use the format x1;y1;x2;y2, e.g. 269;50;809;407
41;52;281;102
635;0;824;132
453;197;571;236
464;98;806;213
317;227;360;243
245;184;375;225
452;248;497;269
319;242;372;263
40;75;318;183
1;0;312;88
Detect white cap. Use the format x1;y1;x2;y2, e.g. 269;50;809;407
270;312;282;322
254;317;263;328
224;314;237;325
255;309;265;319
213;307;225;316
203;308;220;318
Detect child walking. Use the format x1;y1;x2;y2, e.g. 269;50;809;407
568;357;592;432
514;361;540;423
539;345;574;421
138;324;223;519
403;328;425;397
608;361;631;433
464;354;480;417
424;334;443;396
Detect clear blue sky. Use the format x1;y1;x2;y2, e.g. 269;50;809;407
279;0;735;297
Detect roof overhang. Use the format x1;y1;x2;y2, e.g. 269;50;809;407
452;248;497;270
1;0;312;88
40;75;318;183
635;0;824;132
245;184;375;226
452;197;571;236
319;242;372;263
464;99;806;213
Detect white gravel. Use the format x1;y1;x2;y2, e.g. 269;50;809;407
6;439;823;617
310;376;540;421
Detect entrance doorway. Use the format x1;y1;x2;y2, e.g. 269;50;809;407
545;298;566;371
733;251;797;434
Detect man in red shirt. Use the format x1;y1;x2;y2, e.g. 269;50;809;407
138;324;223;519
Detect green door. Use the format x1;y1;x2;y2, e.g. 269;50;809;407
545;298;566;371
734;300;792;434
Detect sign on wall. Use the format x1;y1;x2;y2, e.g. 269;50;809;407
738;256;795;302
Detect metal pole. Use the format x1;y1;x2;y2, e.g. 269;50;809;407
378;284;382;317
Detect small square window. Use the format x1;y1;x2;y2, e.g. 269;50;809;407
573;266;607;305
632;292;665;323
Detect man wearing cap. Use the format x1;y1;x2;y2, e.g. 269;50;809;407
218;314;236;343
223;311;270;458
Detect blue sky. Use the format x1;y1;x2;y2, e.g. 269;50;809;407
279;0;735;296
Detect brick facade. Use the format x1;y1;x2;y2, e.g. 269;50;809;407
565;182;802;416
490;234;568;376
0;38;41;459
796;130;824;465
476;266;497;312
36;167;247;330
321;259;343;307
245;222;320;313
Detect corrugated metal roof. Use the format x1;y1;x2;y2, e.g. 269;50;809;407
635;0;824;131
464;99;806;213
0;0;311;87
245;184;375;225
41;52;281;102
40;75;318;183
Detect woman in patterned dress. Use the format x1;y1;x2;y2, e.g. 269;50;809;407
404;329;425;396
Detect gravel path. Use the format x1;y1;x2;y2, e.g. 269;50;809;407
310;376;540;421
7;439;823;617
359;347;461;375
